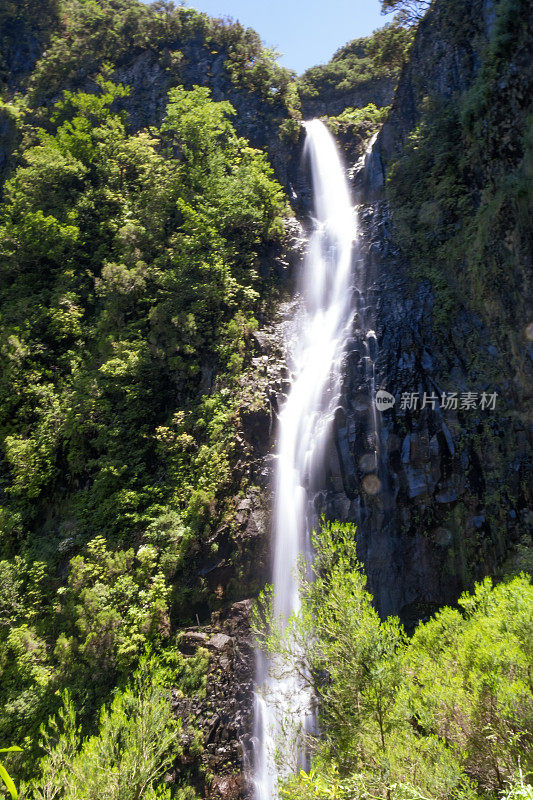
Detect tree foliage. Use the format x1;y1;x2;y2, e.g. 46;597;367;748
257;522;533;800
0;746;22;799
26;657;187;800
0;75;287;788
17;0;298;116
381;0;432;27
298;23;414;100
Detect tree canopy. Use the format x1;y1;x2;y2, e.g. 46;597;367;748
0;77;287;789
381;0;432;26
256;523;533;800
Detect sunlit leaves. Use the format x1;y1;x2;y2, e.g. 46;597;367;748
262;524;533;800
0;74;287;787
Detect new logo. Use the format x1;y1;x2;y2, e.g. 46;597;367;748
375;390;396;412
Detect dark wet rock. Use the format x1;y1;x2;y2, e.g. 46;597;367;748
171;600;255;800
0;10;57;94
251;331;272;355
179;630;208;655
309;0;532;622
238;405;272;458
301;78;395;120
317;195;532;621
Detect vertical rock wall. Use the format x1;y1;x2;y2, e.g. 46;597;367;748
321;0;532;623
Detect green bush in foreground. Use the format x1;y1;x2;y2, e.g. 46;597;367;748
0;746;22;799
256;522;533;800
20;657;192;799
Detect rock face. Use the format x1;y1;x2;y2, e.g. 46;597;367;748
113;44;311;203
0;9;309;200
366;0;531;189
322;199;530;624
373;4;483;172
112;38;287;158
318;0;532;624
301;77;395;120
0;7;57;92
172;600;255;800
0;106;17;188
195;220;305;611
0;5;59;187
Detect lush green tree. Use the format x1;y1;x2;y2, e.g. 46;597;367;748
298;22;413;100
0;746;22;799
381;0;431;26
23;0;298;117
257;523;533;800
0;75;287;785
27;657;188;800
256;523;407;781
401;576;533;792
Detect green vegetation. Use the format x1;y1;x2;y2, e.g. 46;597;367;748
256;523;533;800
325;103;390;142
0;0;61;93
0;747;22;799
1;0;299;117
0;2;294;794
380;0;432;27
298;23;413;101
386;0;532;334
23;657;190;799
0;72;287;790
0;0;530;796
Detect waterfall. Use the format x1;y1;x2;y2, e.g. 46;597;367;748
252;119;356;799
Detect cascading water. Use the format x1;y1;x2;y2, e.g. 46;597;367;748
252;119;357;799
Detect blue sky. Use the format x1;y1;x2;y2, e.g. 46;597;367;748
146;1;393;74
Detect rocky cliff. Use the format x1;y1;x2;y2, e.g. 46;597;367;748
301;76;395;119
0;0;531;795
321;0;532;623
0;1;308;198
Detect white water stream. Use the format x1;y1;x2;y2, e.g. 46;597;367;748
252;119;357;799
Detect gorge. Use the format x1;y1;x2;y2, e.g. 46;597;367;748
0;0;531;798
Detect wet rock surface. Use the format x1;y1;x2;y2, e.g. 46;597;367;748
171;600;255;800
320;195;532;624
312;0;532;625
301;77;395;120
